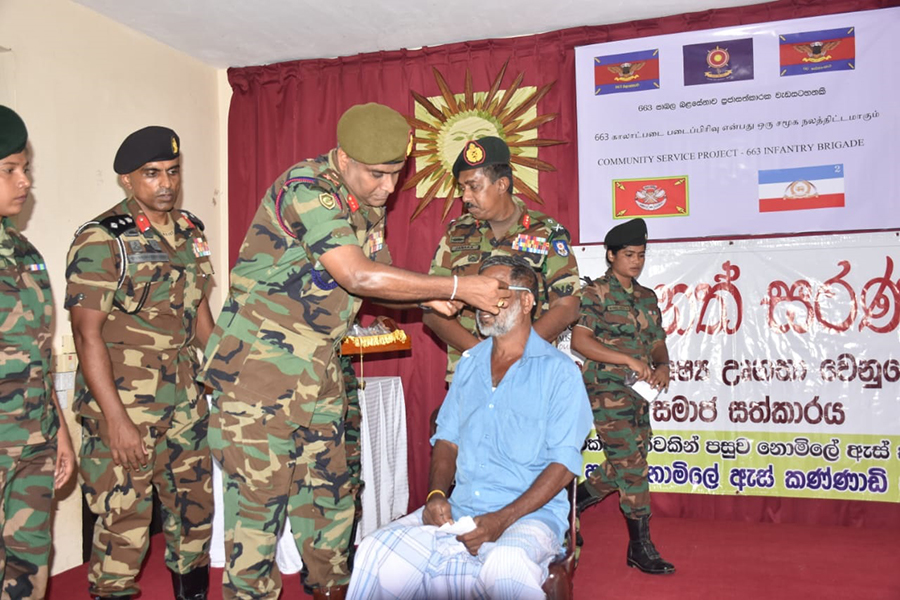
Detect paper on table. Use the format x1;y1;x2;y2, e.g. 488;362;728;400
437;516;477;535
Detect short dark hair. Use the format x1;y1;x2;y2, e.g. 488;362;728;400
479;254;538;318
482;163;514;194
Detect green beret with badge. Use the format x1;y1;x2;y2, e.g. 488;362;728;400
0;105;28;160
452;136;511;179
605;218;648;248
337;103;411;165
113;126;180;174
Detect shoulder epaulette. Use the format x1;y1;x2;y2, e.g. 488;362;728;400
95;214;136;238
179;209;205;231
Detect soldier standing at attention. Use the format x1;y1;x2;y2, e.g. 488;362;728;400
571;218;675;575
198;103;509;600
424;136;581;382
66;127;215;600
0;106;76;599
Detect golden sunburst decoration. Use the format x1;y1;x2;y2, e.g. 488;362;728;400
403;61;566;221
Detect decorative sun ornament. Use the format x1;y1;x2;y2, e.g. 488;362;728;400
403;62;565;221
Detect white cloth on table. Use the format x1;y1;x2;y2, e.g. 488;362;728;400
209;376;410;574
347;507;560;600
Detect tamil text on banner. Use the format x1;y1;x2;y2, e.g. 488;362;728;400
572;232;900;503
574;8;899;241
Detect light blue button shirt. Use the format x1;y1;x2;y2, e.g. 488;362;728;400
432;328;593;541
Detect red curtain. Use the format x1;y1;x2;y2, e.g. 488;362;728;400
226;0;899;527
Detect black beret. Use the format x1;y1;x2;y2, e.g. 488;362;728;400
0;105;28;160
605;218;648;247
452;136;510;179
114;126;180;174
337;103;411;165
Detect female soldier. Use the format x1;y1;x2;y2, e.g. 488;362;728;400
571;218;675;575
0;105;76;598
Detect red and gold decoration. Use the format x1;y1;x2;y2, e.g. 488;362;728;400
403;62;565;221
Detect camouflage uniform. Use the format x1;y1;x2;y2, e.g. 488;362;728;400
0;218;59;600
199;150;391;598
65;197;214;597
577;269;665;517
429;198;580;380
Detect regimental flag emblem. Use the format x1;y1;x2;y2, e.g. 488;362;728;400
683;38;754;86
758;164;845;213
593;49;660;95
779;27;855;77
612;176;689;219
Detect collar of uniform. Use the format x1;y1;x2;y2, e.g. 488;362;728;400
327;149;360;213
123;196;170;240
0;217;15;260
605;267;640;291
477;197;531;239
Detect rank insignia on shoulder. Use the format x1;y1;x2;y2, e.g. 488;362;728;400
511;233;549;255
319;193;337;210
521;213;531;229
96;215;136;237
192;238;212;258
552;239;570;257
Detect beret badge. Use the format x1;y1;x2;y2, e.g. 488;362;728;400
463;141;485;166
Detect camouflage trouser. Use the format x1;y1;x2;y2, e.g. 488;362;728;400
0;441;55;600
340;355;362;512
585;386;652;518
80;398;213;597
210;361;355;599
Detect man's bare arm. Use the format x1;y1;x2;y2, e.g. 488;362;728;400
423;439;458;527
318;245;509;315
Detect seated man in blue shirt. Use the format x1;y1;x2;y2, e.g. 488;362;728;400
348;255;593;600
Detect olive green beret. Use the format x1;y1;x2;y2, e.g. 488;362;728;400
337;103;411;165
605;218;648;247
114;126;180;174
0;105;28;160
452;136;510;179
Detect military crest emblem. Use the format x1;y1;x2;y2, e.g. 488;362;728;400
463;140;486;167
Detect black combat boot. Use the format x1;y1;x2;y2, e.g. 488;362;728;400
170;564;210;600
626;515;676;575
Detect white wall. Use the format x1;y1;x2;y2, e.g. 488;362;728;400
0;0;229;575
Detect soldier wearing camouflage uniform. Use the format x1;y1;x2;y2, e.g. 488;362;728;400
198;103;508;600
425;136;581;382
66;127;215;600
571;218;675;575
0;106;76;600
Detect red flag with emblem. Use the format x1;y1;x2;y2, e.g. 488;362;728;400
611;176;689;219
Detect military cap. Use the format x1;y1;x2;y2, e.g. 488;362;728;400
452;136;510;179
0;105;28;160
337;103;411;165
605;218;648;247
114;126;180;174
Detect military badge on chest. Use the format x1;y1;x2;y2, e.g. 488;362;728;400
511;233;550;255
192;238;211;258
367;231;384;255
126;237;169;263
